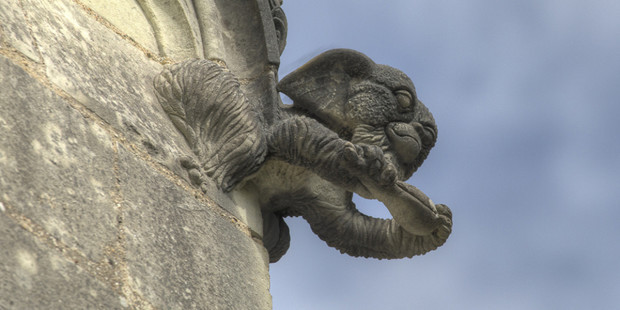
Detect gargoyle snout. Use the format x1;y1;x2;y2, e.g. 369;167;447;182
386;122;422;164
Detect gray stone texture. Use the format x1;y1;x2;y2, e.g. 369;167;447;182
134;0;204;60
79;0;161;53
0;55;118;263
211;0;270;79
13;0;264;234
0;0;39;61
119;145;271;310
1;0;272;309
0;215;127;310
80;0;279;71
23;0;192;170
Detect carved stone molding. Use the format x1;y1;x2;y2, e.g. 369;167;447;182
268;0;288;55
84;0;287;67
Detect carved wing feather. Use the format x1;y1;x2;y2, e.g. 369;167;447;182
154;60;267;192
154;68;198;148
277;49;376;125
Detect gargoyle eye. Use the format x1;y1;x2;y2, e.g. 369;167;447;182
395;90;414;110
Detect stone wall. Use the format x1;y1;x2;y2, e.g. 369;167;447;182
0;0;272;309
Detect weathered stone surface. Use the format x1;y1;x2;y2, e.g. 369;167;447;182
0;215;126;310
118;145;271;310
23;0;191;173
137;0;204;60
212;1;270;79
17;0;264;233
193;0;226;61
0;55;118;262
0;53;271;308
80;0;160;53
0;0;39;61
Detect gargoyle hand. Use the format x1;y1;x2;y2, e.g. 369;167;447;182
340;142;397;198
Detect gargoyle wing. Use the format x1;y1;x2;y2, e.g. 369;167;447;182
277;49;375;127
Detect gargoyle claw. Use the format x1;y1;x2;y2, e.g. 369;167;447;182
343;142;360;163
379;165;397;186
180;156;206;188
343;142;397;194
341;142;397;190
436;203;452;220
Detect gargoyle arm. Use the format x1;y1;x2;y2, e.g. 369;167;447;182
266;115;392;194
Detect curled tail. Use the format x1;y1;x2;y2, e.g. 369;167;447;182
298;198;452;259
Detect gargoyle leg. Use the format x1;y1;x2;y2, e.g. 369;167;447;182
154;59;267;192
262;211;290;263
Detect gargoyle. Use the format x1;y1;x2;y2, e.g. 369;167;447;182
154;49;452;263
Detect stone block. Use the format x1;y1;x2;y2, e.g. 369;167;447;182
0;55;118;262
117;145;272;309
22;0;192;173
130;0;204;60
0;0;40;61
0;214;126;310
79;0;160;53
214;0;269;80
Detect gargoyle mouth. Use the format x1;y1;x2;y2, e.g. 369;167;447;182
386;122;421;164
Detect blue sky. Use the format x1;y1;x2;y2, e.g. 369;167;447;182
270;1;620;309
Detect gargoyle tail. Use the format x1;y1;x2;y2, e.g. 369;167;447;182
298;199;451;259
153;60;267;192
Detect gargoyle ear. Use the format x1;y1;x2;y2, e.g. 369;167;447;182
278;49;375;126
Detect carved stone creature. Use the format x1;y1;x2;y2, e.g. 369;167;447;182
154;49;452;263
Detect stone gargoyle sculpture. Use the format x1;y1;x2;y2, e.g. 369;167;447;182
154;49;452;262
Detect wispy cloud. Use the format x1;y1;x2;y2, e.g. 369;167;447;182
272;1;620;309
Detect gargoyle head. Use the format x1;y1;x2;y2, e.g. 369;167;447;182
278;49;437;179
